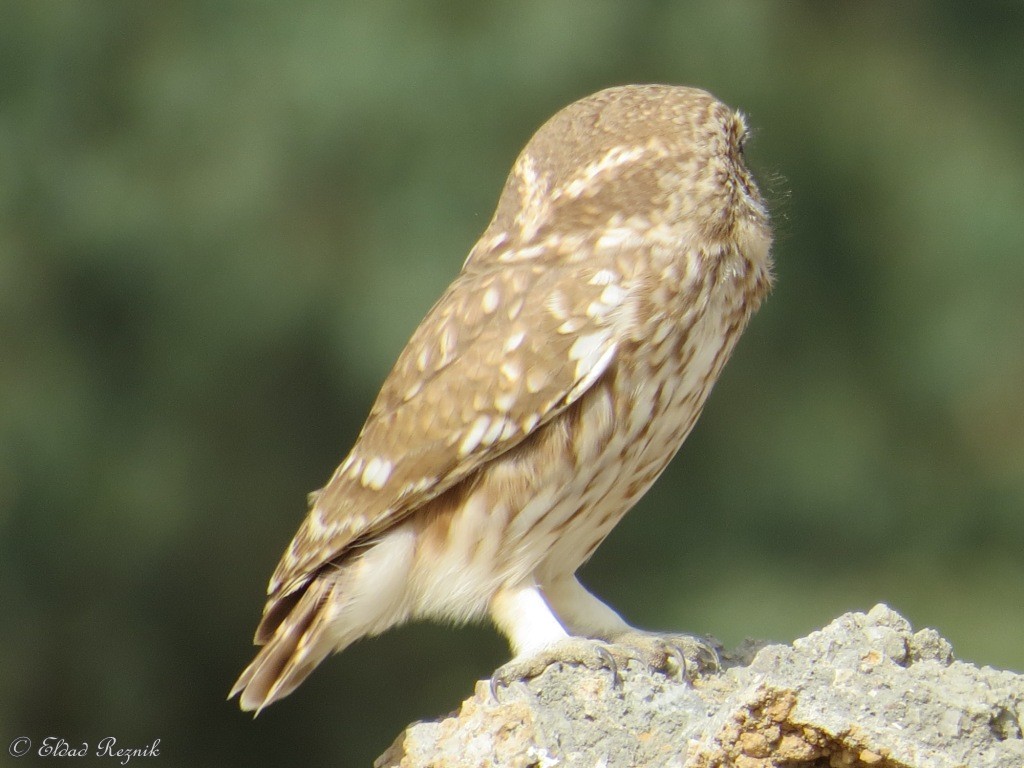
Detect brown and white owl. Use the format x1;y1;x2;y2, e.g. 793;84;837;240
231;84;773;713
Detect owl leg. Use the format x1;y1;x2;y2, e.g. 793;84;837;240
490;574;720;691
489;581;570;655
539;574;631;639
545;575;721;679
542;575;681;679
488;581;622;695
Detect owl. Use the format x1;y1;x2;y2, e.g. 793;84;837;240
231;84;773;712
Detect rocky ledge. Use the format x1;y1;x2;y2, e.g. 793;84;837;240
376;605;1023;768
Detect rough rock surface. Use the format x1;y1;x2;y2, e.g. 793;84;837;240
376;605;1024;768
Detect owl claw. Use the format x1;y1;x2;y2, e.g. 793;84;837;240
608;631;723;682
595;644;622;688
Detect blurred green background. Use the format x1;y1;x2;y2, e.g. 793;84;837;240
3;2;1023;765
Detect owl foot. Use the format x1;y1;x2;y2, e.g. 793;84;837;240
605;630;722;682
488;632;720;700
489;638;621;700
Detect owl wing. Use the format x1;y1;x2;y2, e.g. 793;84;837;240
266;249;634;601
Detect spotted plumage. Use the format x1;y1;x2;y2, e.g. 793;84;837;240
231;84;773;712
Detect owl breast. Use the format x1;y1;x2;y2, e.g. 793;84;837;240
532;266;751;581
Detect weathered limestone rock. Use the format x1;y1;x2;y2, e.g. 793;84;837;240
376;605;1024;768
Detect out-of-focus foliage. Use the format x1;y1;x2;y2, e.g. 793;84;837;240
2;2;1022;765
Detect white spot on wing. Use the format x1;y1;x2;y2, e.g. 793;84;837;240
438;324;458;364
361;457;393;490
308;508;329;536
347;456;365;480
585;283;626;320
506;297;525;320
599;284;627;306
459;415;491;456
404;380;423;401
500;360;522;383
482;286;500;314
499;244;546;263
567;336;617;402
504;331;525;353
545;290;570;321
481;417;509;447
596;228;637;250
416;347;431;372
522;413;541;434
485;232;508;250
500;420;518;441
401;476;436;497
494;392;516;412
569;331;610;363
526;367;551;394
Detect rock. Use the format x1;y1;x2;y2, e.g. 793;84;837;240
375;605;1024;768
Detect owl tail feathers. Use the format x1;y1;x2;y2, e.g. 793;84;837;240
229;578;339;715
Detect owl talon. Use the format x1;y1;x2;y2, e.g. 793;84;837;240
595;645;622;688
607;631;722;683
487;672;504;703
